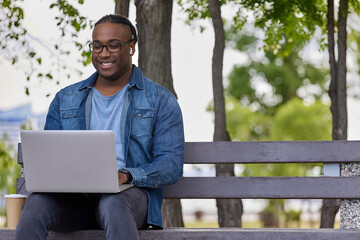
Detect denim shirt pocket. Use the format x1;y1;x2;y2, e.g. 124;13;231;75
131;108;154;137
60;108;80;129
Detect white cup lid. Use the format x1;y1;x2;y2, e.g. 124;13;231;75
4;194;27;198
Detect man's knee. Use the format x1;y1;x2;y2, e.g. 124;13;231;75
98;189;147;214
21;193;54;219
19;193;93;231
98;193;132;219
96;189;148;229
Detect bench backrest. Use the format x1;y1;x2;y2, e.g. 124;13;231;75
17;141;360;199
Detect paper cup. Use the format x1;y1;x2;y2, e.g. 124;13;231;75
5;194;27;229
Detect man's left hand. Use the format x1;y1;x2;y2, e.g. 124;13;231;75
118;172;128;185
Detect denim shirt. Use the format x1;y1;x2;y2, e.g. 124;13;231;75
44;65;185;228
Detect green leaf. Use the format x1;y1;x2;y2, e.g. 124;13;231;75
75;42;83;50
71;19;81;32
46;73;53;79
81;50;92;66
29;52;36;58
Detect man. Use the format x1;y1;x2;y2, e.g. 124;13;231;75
15;14;184;240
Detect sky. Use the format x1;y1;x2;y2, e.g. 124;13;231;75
0;0;360;143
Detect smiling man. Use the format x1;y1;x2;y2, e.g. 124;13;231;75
15;14;184;240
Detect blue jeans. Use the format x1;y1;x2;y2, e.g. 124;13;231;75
15;187;148;240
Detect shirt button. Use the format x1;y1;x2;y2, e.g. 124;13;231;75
138;114;141;117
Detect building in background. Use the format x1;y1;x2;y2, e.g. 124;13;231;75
0;104;46;147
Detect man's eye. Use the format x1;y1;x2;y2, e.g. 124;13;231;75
108;44;121;49
93;45;102;50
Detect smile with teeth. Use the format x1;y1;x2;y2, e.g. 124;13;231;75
102;62;113;66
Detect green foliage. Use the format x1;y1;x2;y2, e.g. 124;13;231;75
226;31;329;113
178;0;329;55
1;0;26;45
50;0;88;37
226;97;332;150
237;0;327;56
81;47;92;66
0;135;20;227
0;0;93;95
177;0;210;32
226;96;330;178
178;0;210;21
226;97;272;141
226;26;257;52
270;98;332;141
177;0;241;32
0;135;20;195
226;89;332;147
350;0;360;15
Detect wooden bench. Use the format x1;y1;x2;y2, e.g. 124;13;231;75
2;141;360;239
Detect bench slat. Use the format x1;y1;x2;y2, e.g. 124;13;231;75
184;141;360;163
163;176;360;199
18;141;360;165
18;176;360;199
138;228;360;240
2;228;360;240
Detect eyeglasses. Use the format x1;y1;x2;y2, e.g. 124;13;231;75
89;39;133;53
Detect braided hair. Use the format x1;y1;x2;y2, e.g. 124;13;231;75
95;14;138;43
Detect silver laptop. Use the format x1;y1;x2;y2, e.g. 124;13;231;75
20;130;133;193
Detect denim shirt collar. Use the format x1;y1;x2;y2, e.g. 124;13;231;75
128;65;144;90
78;72;97;91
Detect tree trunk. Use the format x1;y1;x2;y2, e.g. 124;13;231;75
321;0;348;228
209;0;243;227
320;199;340;228
114;0;130;17
332;0;348;139
134;0;183;227
215;164;243;227
135;0;177;98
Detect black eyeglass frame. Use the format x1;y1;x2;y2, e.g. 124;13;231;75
89;39;133;53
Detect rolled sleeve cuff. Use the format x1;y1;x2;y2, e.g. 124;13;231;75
125;168;147;187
